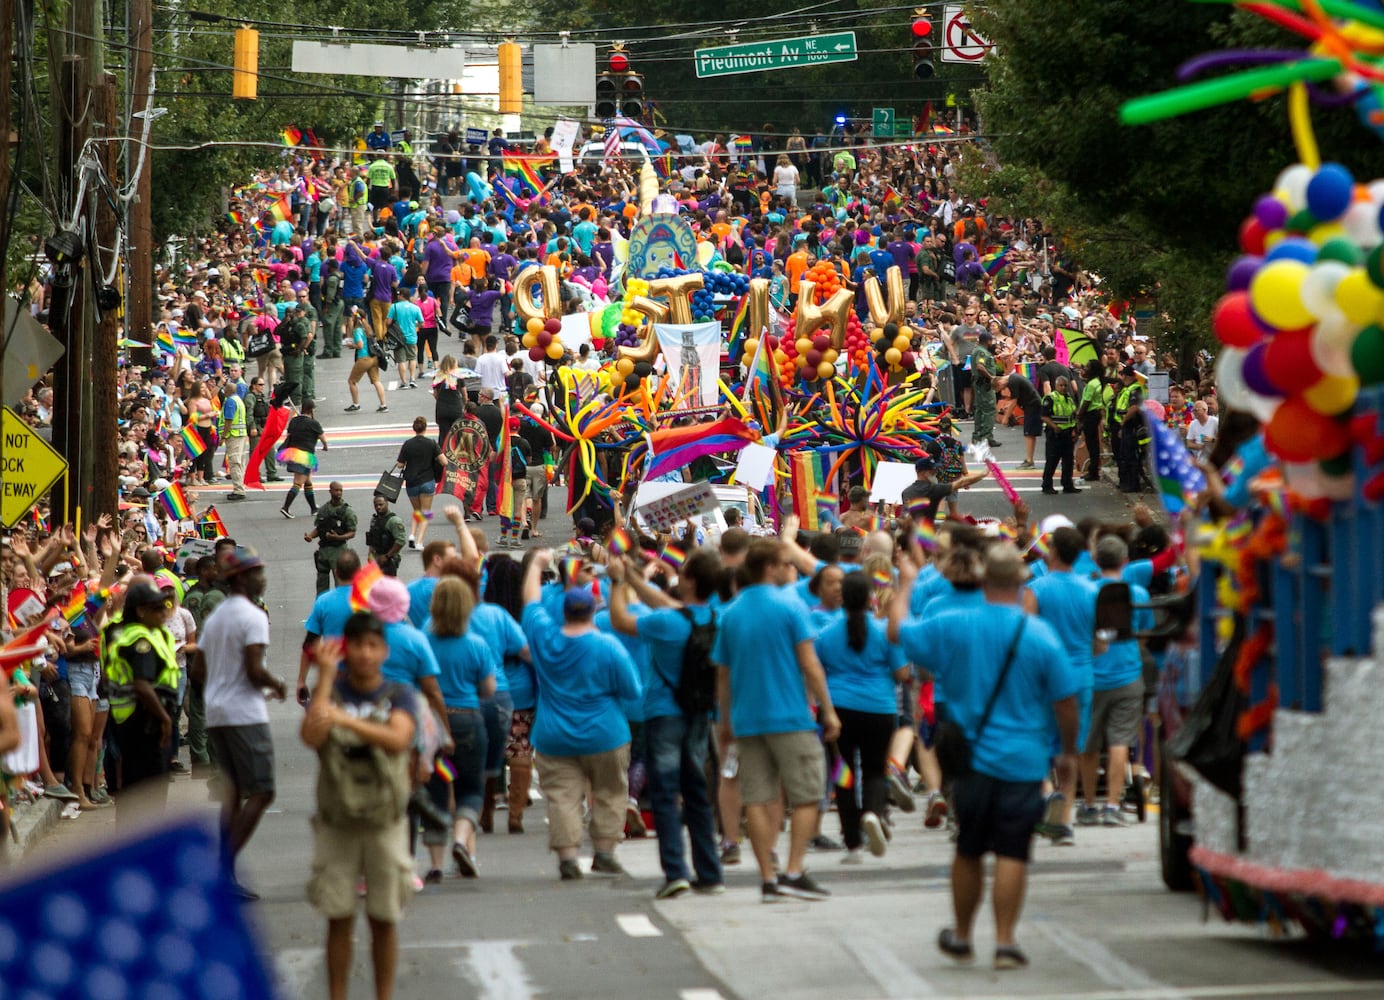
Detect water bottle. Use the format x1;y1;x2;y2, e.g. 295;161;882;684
721;742;739;779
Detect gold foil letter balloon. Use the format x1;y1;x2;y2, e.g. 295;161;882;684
795;279;854;349
512;265;562;324
863;267;906;328
646;272;704;325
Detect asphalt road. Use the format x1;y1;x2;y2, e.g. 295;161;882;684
33;355;1384;999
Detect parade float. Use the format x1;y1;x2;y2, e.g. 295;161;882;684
1121;0;1384;947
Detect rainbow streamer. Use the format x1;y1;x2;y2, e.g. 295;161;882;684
180;426;209;459
832;755;854;790
985;460;1020;505
349;561;384;612
157;483;193;521
608;527;634;555
433;757;456;783
644;417;758;480
276;447;319;470
660;545;687;570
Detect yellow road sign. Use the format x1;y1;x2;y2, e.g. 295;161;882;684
1;407;68;528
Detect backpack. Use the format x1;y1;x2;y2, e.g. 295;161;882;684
278;316;305;356
315;701;411;829
510;443;527;479
667;608;718;715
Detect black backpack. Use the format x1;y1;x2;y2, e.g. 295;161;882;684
666;608;717;715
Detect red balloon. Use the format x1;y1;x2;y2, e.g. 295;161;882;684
543;317;562;334
1262;328;1322;395
1212;291;1264;348
528;346;545;362
766;335;779;348
1239;216;1268;255
536;331;553;348
1265;398;1349;462
812;335;831;352
804;349;823;368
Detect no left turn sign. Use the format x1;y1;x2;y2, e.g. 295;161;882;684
941;4;991;63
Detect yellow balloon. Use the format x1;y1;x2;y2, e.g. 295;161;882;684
885;347;902;366
893;334;911;352
795;337;813;355
816;361;835;379
546;340;565;360
1336;268;1384;325
526;317;545;335
1303;372;1359;415
1309;222;1348;246
1249;259;1313;330
522;331;538;349
823;348;838;364
743;337;760;359
869;327;884;342
616;357;634;375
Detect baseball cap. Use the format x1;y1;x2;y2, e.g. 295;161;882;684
220;546;265;577
914;455;937;472
563;586;596;617
122;580;170;613
48;562;75;578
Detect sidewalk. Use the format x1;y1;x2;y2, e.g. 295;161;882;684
2;794;64;862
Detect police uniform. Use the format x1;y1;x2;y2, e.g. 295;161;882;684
1113;380;1146;492
298;301;320;402
282;310;311;407
366;507;408;576
1041;388;1079;492
313;498;358;593
970;343;1002;445
319;271;344;358
105;617;181;792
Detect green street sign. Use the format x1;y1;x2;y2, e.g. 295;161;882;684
694;31;857;79
872;107;895;137
895;121;915;138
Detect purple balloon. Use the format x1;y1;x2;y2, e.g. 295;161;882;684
1226;255;1262;292
1254;195;1288;231
291;280;308;294
1242;342;1279;397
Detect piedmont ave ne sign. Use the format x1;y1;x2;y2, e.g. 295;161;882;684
694;31;857;78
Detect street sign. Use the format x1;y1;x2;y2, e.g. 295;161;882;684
941;4;992;63
1;407;67;528
694;31;857;79
895;121;915;138
872;107;895;138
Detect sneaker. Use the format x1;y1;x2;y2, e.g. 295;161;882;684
452;841;479;878
344;404;361;412
840;848;865;865
625;800;647;838
409;380;418;389
466;511;483;523
398;382;411;390
887;769;917;812
691;879;726;895
1101;805;1130;827
861;812;887;858
808;834;842;852
224;493;246;501
761;881;786;904
776;872;829;901
412;875;425;893
408;536;417;549
1063;486;1084;494
591;852;627;876
376;405;390;413
559;859;583;881
280;508;295;519
994;944;1029;970
1017;460;1036;469
1049;824;1076;846
169;760;189;774
937;928;975;965
987;439;1003;448
720;842;741;866
924;792;948;830
44;783;78;802
656;878;691;900
423;869;443;885
1037;791;1065;837
1076;805;1101;827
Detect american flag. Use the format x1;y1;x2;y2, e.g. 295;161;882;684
603;121;621;166
1145;402;1206;514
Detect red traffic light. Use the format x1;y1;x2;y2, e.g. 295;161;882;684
609;51;629;73
911;18;931;36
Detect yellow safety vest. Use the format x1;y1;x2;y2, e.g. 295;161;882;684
222;336;245;364
104;622;180;724
1046;392;1076;430
224;394;248;438
1114;384;1135;417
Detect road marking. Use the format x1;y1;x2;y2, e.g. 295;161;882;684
453;940;537;1000
616;913;663;938
1035;922;1180;997
679;990;727;1000
844;936;936;996
956;984;1384;1000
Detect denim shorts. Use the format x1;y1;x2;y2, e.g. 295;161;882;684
68;661;101;701
406;480;435;499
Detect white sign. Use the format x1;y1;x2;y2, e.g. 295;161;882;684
734;443;777;492
941;5;992;63
551;117;581;174
292;41;466;80
533;44;597;105
869;461;919;505
653;322;722;408
636;481;719;533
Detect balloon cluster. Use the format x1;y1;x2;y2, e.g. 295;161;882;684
613;323;641;349
1213;162;1384;474
621;278;652;328
522;317;566;363
692;286;715;322
870;324;918;374
780;331;842;382
803;261;844;304
843;319;872;369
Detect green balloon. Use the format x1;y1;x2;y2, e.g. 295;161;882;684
1320;452;1352;477
1317;238;1363;267
1350;324;1384;385
1285;208;1318;234
1367;245;1384;290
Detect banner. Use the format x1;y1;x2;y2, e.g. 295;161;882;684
551;117;580;174
653;321;721;408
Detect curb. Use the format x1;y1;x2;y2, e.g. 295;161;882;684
4;796;65;860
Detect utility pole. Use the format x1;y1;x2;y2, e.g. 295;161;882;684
91;69;119;518
0;0;12;416
127;0;154;370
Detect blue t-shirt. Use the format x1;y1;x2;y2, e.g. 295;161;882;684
1027;570;1099;681
521;604;641;756
1123;560;1156;590
387;301;423;344
809;604;844;637
711;584;815;737
572;220;598;256
406;576;440;629
635;604;716;721
595;606;651;723
908;563;946;617
341;259;367;300
899;603;1082;782
1093;580;1152;691
305;252;322;283
381;621;441;689
468;603;520;697
815;615;904;715
305;585;354;640
426;631;497;709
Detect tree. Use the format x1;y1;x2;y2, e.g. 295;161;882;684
965;0;1378;352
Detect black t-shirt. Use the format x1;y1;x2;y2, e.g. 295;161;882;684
284;415;325;452
1037;361;1071;391
434;382;465;418
396;434;442;487
900;479;953;521
475;403;503;443
1005;374;1041;411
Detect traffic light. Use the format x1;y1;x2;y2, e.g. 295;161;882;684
911;12;934;80
498;40;522;114
620;73;644;119
232;26;258;100
595;73;618;118
595;46;641;120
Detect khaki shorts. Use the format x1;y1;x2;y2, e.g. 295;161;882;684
534;744;629;851
307;815;412;923
393;342;416;363
1088;679;1144;751
738;730;825;808
348;356;381;385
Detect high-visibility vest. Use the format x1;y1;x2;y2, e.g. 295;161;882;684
1114;384;1135;418
224;394;248;438
1046;391;1076;430
104;622;180;724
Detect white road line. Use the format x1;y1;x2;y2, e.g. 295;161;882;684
678;990;727;1000
844;936;936;997
453;940;538;1000
615;913;663;938
956;983;1384;1000
1035;922;1181;997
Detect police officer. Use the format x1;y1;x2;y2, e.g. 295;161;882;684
395;129;420;201
969;330;1003;448
366;492;407;576
247;375;282;482
295;290;320;403
304;482;358;594
318;260;344;359
281;304;311;408
104;579;181;817
1040;375;1081;495
223;384;250;501
1112;366;1146;493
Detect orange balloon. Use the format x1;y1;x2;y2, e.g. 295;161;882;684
1265;397;1349;462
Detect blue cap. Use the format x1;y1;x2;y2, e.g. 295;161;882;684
563;586;595;617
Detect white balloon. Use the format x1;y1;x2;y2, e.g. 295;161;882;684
1310;312;1361;377
1367;179;1384;202
1284;461;1326;499
1275;164;1313;211
1342;200;1383;247
1300;261;1351;320
1215;347;1252;410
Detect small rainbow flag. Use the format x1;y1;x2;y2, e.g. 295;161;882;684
268;193;293;224
726;296;749;362
915;518;938;552
1029;533;1051;561
31;509;50;535
155;328;176;354
870;567;893;587
158;482;193;521
731;135;752;149
226;210;245;227
789;451;827;533
608;527;634;556
832;754;854;790
62;584;89;626
503;154;553;196
198;506;229;540
276;447;318;470
559;556;584;585
181;426;209;459
350;561;385;612
980;247;1012;276
433;757;456;783
281;126;303;147
659;545;687;570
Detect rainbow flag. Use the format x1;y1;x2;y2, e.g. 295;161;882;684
726;296;749;362
61;584;89;626
980;246;1011;275
268;193;293;224
742;330;775;403
789;451;828;532
173;329;198;350
155;328;176;355
652;151;674;179
31;509;50;535
659;545;686;570
644;417;758;480
157;482;193;521
349;561;385;612
226;210;245;227
198;506;229;540
832;754;854;790
181;426;209;459
281;126;303;147
731;135;752;149
433;757;456;783
929;123;955;135
503;154;554;195
608;527;634;556
915;517;938;552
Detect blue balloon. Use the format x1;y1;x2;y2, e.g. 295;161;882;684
1305;162;1354;221
1264;237;1317;265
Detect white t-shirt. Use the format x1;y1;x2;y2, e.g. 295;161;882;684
201;594;272;727
475;351;510;396
1186;415;1218;453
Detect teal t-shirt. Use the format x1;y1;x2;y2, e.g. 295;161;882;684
386;300;424;344
635;604;716;721
426;632;496;709
814;614;904;715
711;583;815;737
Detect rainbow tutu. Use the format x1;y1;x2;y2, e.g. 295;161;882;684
276;447;318;470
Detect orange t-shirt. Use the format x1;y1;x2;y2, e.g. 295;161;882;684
785;250;810;289
451;261;472;285
464;249;489;279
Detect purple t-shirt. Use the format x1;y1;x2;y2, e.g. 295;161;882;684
492;253;518;282
369;258;397;302
423;238;455;285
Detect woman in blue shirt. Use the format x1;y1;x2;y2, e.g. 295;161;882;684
481;556;538;833
423;578;497;882
815;574;907;860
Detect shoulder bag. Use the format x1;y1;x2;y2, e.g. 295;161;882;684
934;619;1026;781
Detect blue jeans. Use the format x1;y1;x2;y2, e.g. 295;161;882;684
645;713;722;885
480;690;513;779
437;708;487;828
